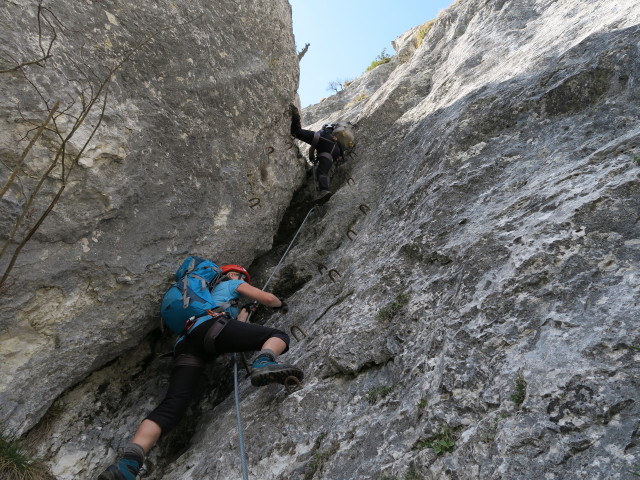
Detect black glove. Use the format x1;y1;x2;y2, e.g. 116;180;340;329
272;298;289;314
241;301;258;314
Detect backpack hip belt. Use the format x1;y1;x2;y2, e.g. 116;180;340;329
174;310;231;352
185;309;230;335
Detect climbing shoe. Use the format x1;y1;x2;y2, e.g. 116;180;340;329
97;457;142;480
315;190;332;205
250;353;304;387
289;103;300;116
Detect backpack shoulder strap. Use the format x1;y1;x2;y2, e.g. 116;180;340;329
312;130;339;157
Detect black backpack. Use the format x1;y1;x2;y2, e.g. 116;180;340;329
327;122;356;154
311;122;357;163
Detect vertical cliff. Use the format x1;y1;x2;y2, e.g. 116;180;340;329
160;1;639;479
0;0;301;439
2;0;640;479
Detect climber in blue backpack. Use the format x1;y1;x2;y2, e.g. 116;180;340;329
97;261;302;480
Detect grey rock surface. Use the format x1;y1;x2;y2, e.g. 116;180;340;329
2;0;640;479
0;0;302;437
166;1;639;479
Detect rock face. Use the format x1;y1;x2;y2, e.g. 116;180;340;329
0;0;301;436
3;0;640;479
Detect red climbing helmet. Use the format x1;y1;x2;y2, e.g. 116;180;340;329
221;264;251;283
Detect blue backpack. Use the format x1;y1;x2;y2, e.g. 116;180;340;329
160;256;224;334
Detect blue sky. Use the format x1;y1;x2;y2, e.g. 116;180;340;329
289;0;454;107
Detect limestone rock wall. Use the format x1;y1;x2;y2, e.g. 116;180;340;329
160;1;640;479
3;0;640;479
0;0;302;436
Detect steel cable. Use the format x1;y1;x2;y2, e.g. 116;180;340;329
232;206;316;479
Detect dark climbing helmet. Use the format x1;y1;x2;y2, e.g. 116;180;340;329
221;264;251;283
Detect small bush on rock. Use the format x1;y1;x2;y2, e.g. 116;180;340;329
376;293;411;321
415;425;456;455
510;373;527;407
366;48;393;72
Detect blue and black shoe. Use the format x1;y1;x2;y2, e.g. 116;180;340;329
97;457;142;480
250;353;304;387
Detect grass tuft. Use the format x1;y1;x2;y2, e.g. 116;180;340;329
353;92;367;103
346;92;368;108
0;433;52;480
366;385;394;405
304;441;339;480
416;19;435;48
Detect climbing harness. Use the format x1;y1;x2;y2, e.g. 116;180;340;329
232;205;315;480
311;130;340;164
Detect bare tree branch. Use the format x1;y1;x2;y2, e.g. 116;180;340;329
0;13;201;289
1;88;108;287
0;184;66;287
297;42;310;61
0;145;64;258
0;1;57;73
0;101;59;199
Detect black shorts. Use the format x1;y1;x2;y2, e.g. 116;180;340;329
175;317;290;359
146;318;289;434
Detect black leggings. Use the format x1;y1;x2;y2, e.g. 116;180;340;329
146;318;289;434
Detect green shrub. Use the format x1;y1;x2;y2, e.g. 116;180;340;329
366;48;393;72
376;293;411;321
0;433;51;480
366;385;394;405
510;374;527;407
633;156;640;166
415;425;456;455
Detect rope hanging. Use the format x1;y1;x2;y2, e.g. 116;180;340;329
232;206;316;479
